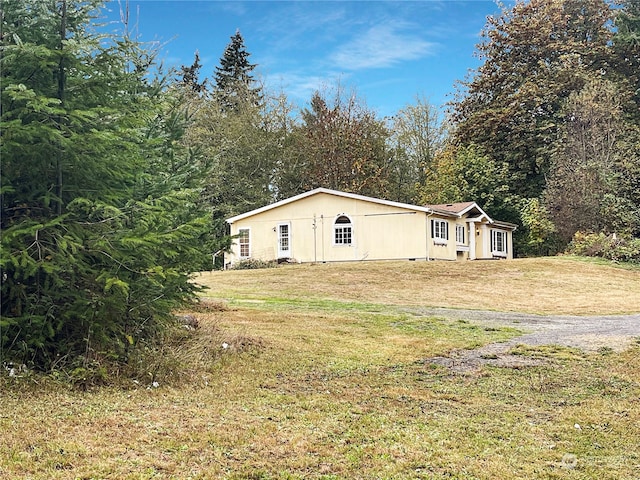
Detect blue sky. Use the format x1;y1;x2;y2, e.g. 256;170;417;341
103;1;505;117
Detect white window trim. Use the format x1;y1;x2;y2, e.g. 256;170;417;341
277;222;291;257
491;229;508;257
432;219;448;245
456;224;466;245
333;214;354;246
238;227;251;258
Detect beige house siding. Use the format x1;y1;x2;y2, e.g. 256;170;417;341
226;189;515;266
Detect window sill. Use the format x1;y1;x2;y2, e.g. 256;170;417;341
433;239;448;246
492;251;507;257
456;245;469;252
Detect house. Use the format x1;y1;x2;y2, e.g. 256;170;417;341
225;188;517;267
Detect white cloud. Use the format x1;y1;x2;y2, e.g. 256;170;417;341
331;23;436;71
266;71;350;103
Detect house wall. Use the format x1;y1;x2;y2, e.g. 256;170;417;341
227;192;460;265
226;192;515;266
472;223;514;260
455;221;471;261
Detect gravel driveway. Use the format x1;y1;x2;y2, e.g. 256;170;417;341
409;307;640;372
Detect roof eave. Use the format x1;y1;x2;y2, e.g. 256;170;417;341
226;187;439;224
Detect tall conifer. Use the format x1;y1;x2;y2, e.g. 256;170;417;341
213;30;261;111
1;0;208;376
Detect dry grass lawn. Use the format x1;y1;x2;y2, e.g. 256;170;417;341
1;256;639;479
197;256;640;315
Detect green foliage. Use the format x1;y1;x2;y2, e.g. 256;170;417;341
230;259;278;270
614;0;640;113
544;78;640;243
1;0;210;376
518;198;559;256
567;232;640;264
213;30;262;112
453;0;616;200
294;86;392;198
387;95;447;204
419;144;512;219
449;0;640;255
186;89;279;247
179;51;207;94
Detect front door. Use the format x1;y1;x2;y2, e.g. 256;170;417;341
277;223;291;258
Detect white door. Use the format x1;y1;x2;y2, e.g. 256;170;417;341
277;223;291;258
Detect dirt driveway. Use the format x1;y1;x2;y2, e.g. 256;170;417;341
410;307;640;372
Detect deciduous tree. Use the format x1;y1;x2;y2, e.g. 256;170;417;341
387;95;447;203
418;144;511;218
544;78;639;241
614;0;640;117
452;0;615;200
295;86;391;198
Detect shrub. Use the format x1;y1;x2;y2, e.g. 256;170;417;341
567;232;640;263
230;258;278;270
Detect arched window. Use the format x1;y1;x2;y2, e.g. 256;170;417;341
334;215;352;245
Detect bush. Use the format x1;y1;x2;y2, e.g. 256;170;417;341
230;258;278;270
567;232;640;263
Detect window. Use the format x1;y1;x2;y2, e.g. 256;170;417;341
456;224;465;244
334;215;352;245
238;228;250;258
431;219;448;244
491;229;507;256
278;223;290;256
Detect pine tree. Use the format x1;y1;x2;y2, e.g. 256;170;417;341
180;50;207;94
213;30;261;112
1;0;209;376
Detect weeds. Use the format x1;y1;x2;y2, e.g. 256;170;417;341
2;258;639;479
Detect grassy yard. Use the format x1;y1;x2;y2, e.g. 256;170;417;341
2;257;639;479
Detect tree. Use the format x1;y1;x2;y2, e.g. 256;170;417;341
213;30;261;112
180;50;207;94
294;86;391;198
543;78;639;242
1;0;208;375
616;0;640;45
262;92;302;201
614;0;640;116
452;0;615;200
519;198;558;256
418;144;511;218
387;95;447;203
184;86;296;263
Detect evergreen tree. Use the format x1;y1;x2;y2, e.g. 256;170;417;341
1;0;208;376
213;30;261;112
180;50;207;94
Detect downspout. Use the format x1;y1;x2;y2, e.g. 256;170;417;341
313;214;317;263
321;214;325;263
425;211;432;261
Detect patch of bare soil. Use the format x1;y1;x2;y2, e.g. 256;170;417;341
412;308;640;373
